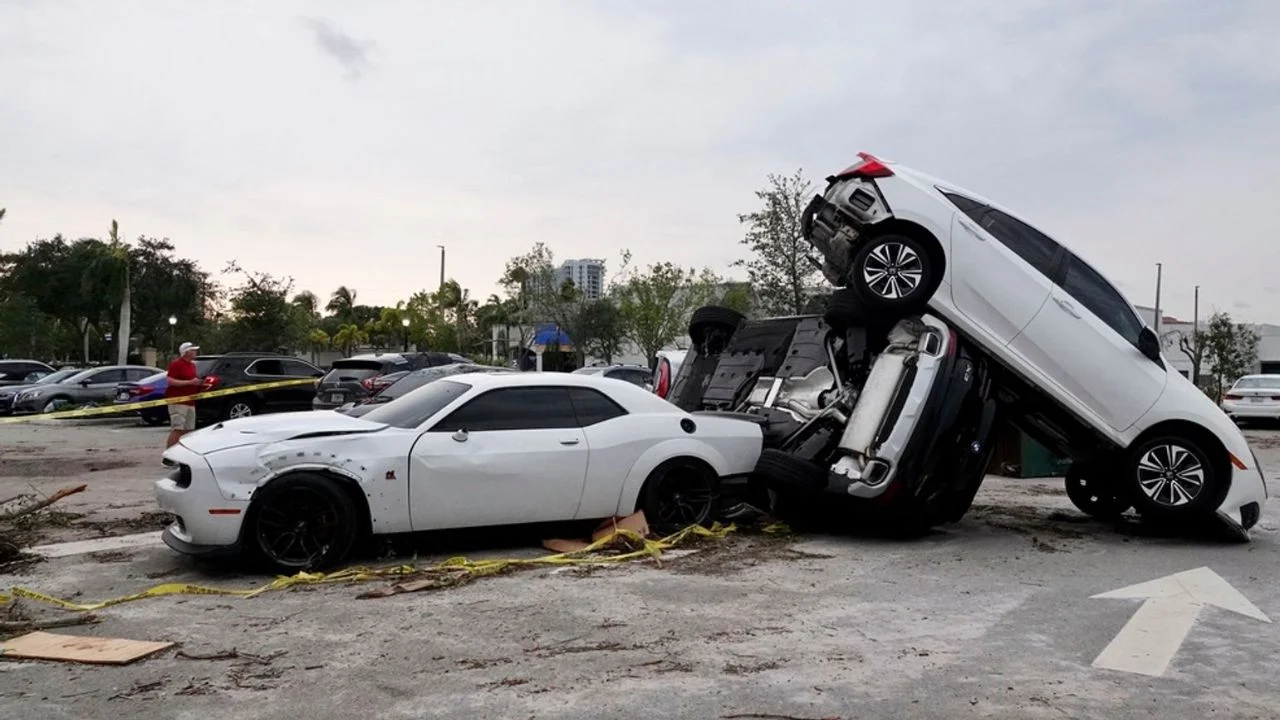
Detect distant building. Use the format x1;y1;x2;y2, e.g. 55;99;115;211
554;259;606;300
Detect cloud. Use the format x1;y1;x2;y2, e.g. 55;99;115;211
299;16;373;80
0;0;1277;316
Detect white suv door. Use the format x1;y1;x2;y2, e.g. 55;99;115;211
943;193;1060;346
1010;251;1168;432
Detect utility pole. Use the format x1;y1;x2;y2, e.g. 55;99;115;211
1192;285;1199;336
1153;262;1163;337
437;245;446;290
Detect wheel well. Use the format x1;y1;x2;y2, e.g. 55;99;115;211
244;469;373;539
1131;420;1232;478
867;218;946;285
633;456;720;513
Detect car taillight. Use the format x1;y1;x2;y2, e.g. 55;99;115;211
655;360;671;398
833;151;894;180
129;386;149;397
361;377;377;391
1224;394;1242;401
202;375;220;390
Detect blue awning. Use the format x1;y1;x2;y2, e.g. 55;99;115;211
530;324;572;351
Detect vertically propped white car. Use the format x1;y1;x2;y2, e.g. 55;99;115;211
155;372;763;572
801;152;1268;536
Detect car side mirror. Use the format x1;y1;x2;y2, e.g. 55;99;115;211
79;379;92;386
1138;327;1163;364
451;429;469;443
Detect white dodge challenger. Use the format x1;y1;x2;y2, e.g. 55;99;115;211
155;371;764;573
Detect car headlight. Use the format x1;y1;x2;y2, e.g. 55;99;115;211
22;390;42;399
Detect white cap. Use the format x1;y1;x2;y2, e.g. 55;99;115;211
179;342;199;354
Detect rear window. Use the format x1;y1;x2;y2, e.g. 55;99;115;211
1233;377;1280;389
361;379;471;429
194;359;220;375
324;360;386;383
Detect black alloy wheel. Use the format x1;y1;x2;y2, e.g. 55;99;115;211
641;459;721;536
249;474;357;573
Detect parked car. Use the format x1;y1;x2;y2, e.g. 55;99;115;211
799;152;1267;537
1221;375;1280;423
112;371;170;426
572;363;652;388
338;363;514;418
668;303;995;530
155;371;764;572
313;351;473;411
650;350;687;399
190;352;325;425
0;359;55;387
10;365;162;414
0;367;83;415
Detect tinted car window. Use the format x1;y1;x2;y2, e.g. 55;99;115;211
248;359;287;375
976;209;1061;277
568;387;627;426
87;369;126;384
281;359;321;376
431;387;578;432
38;368;82;385
608;369;651;386
1060;254;1145;346
942;191;987;218
194;358;221;376
361;379;471;429
125;368;155;381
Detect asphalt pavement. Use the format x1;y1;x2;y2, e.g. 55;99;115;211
0;422;1278;719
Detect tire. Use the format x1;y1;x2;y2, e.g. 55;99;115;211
850;233;938;312
1064;462;1130;520
245;473;359;574
753;448;827;492
823;287;873;332
639;458;721;536
41;398;67;414
688;305;745;347
223;398;256;421
1120;435;1223;522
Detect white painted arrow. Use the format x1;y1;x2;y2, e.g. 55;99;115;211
1091;566;1271;677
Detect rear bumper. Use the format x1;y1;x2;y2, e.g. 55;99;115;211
1221;400;1280;419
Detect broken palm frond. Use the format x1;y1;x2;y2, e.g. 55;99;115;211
2;521;737;612
0;613;101;635
0;484;87;523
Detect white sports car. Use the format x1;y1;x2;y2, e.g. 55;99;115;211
155;372;763;572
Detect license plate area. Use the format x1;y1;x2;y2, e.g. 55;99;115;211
1250;396;1264;403
329;393;343;403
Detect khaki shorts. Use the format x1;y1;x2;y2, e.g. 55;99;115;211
168;403;196;431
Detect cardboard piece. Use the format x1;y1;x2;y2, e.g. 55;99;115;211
591;511;649;542
540;511;651;553
541;538;591;553
0;631;173;665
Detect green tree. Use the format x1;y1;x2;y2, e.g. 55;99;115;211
717;281;754;315
577;299;625;363
220;262;306;352
332;323;368;357
734;169;820;315
326;286;358;323
616;260;719;366
307;328;331;364
1201;312;1260;398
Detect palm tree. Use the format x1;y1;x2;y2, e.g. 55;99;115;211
326;286;357;322
332;323;367;357
86;220;132;365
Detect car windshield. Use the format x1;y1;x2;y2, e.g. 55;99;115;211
374;365;509;403
360;379;471;429
572;367;605;375
36;368;81;385
1233;376;1280;389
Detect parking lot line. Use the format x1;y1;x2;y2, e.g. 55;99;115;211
29;531;163;559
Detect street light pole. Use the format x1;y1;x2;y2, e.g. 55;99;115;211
401;317;410;352
437;245;446;290
1153;263;1163;337
168;315;177;356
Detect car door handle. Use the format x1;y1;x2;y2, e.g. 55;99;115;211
1054;297;1081;318
559;438;580;446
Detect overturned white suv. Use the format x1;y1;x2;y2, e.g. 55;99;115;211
799;152;1267;538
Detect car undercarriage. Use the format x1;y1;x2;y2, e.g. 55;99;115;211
669;298;1000;531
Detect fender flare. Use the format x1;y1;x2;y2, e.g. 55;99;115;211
614;439;730;515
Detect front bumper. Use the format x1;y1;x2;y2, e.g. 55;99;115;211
154;445;248;554
1214;457;1269;540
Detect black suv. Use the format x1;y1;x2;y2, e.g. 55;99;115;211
313;351;472;410
0;359;55;387
193;352;324;425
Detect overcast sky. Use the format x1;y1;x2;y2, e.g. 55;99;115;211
2;0;1278;322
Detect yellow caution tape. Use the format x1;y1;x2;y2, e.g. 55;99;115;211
0;377;319;425
1;523;736;612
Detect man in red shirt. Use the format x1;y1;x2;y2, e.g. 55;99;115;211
165;342;202;448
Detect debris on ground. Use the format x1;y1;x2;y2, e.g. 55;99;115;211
0;483;87;568
0;630;173;664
